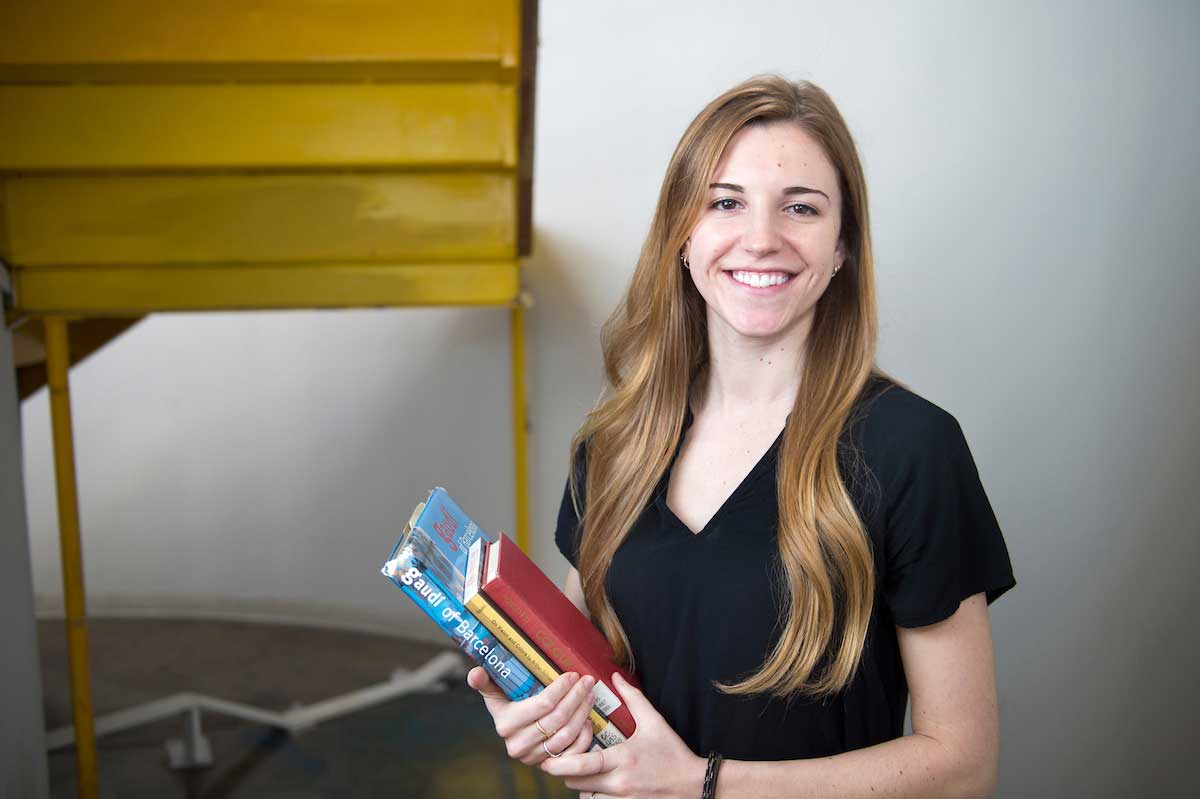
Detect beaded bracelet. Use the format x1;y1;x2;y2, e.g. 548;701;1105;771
701;751;723;799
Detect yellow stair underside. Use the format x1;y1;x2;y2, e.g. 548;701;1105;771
0;83;516;171
0;0;528;316
0;0;520;81
5;173;515;265
13;262;520;315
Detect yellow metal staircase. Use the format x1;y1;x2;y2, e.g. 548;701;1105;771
0;3;538;795
1;1;535;313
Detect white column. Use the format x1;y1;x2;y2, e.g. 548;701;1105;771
0;271;51;799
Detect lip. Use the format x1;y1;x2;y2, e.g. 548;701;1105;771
723;269;795;293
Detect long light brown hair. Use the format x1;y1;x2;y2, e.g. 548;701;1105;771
570;75;881;699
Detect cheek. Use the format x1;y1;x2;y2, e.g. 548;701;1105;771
686;225;732;266
687;265;720;302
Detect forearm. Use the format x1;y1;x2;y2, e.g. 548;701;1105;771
712;732;994;799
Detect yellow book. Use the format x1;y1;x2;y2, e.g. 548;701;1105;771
465;539;626;748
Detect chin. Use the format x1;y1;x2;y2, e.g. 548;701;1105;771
707;305;808;343
727;322;793;341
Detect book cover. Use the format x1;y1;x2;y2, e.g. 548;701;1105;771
407;487;496;597
381;531;541;703
481;532;639;738
464;540;627;748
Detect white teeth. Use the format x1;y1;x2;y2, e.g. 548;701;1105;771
731;270;791;288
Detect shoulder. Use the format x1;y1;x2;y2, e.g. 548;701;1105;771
850;375;966;460
843;376;978;507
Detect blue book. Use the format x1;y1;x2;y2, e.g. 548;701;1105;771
382;528;541;703
406;487;497;596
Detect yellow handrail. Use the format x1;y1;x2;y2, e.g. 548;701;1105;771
511;301;530;552
45;316;98;799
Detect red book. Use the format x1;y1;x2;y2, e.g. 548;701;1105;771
481;533;639;738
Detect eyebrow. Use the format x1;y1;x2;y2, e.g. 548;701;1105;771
709;182;830;201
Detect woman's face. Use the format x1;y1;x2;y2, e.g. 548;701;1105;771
683;121;846;346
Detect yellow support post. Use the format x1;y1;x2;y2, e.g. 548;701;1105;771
510;301;530;553
44;317;98;799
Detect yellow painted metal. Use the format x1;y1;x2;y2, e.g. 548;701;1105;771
510;302;530;553
14;261;520;315
6;4;532;798
0;178;9;255
0;83;516;171
507;0;529;553
4;173;515;267
498;0;521;71
0;1;517;82
44;316;99;799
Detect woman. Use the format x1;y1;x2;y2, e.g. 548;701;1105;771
468;75;1015;799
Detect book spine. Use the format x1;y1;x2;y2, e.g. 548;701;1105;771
382;551;540;703
485;578;637;738
465;592;627;748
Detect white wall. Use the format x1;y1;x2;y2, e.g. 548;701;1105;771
21;1;1199;796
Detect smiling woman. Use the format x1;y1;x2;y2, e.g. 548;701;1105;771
469;75;1015;799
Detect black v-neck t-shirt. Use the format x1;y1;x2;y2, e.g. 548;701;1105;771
554;377;1015;761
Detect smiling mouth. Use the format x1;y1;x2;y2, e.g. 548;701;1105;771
726;270;794;288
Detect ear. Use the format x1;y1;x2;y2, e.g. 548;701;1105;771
835;239;847;271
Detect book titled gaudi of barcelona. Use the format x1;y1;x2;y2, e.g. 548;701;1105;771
381;489;540;702
381;487;633;747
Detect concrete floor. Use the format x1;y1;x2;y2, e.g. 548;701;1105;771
38;618;574;798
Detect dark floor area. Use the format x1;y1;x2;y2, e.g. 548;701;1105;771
39;618;574;798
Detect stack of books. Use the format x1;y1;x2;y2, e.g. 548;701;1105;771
380;487;637;748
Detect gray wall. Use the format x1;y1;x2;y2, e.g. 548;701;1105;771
2;273;49;798
16;2;1199;796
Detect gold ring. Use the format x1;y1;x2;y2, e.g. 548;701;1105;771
535;719;555;739
542;740;564;758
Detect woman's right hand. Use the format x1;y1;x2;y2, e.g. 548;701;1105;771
467;666;597;765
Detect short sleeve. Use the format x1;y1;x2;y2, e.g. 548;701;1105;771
553;443;588;569
880;407;1015;628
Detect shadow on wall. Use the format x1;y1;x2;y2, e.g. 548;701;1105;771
522;228;619;572
25;306;510;641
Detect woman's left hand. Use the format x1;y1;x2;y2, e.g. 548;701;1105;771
539;673;706;799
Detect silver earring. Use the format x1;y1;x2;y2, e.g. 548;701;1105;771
679;252;690;270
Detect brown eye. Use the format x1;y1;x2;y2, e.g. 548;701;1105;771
710;198;741;211
788;203;817;216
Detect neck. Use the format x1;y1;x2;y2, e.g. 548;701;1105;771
695;313;811;422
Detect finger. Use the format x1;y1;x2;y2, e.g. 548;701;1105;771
509;674;594;760
567;783;613;799
545;675;596;742
612;672;658;727
563;713;594;754
493;672;579;738
540;745;611;778
544;682;596;755
467;667;507;700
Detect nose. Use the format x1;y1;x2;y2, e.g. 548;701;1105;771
740;206;781;257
